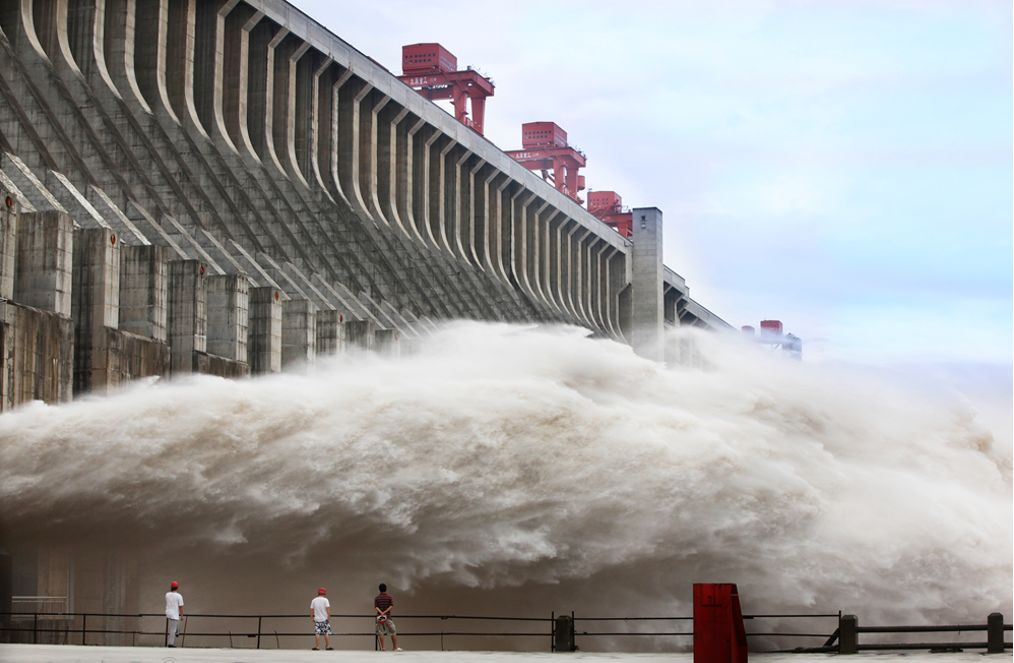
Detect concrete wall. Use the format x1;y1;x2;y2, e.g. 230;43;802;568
0;300;74;409
0;0;730;345
0;193;251;409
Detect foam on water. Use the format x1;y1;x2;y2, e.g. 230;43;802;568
0;322;1010;626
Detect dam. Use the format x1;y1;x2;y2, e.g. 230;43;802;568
5;0;1008;656
0;0;731;411
0;0;733;636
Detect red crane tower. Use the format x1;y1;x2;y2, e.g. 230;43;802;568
587;190;632;237
505;122;587;203
741;320;803;359
398;43;495;135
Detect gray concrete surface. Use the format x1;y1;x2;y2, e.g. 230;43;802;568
0;644;994;663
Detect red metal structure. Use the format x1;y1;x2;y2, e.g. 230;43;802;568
398;43;494;135
693;583;748;663
742;320;802;359
587;190;632;237
505;122;587;203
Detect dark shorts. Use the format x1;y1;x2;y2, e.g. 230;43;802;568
314;620;332;636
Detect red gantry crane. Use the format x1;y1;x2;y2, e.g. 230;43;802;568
398;43;494;135
505;122;587;203
587;190;633;237
741;320;803;359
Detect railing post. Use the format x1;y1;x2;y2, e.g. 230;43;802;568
987;613;1004;653
81;614;86;646
256;616;262;650
550;611;555;652
839;614;858;654
32;612;38;644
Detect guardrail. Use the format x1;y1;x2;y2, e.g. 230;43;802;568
0;610;1009;653
0;611;555;651
10;596;69;613
838;613;1012;654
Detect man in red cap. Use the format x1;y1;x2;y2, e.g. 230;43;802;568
310;587;333;651
164;581;184;647
374;583;401;651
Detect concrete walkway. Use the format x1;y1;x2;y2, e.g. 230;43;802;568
0;645;994;663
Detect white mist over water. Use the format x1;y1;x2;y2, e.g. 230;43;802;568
0;322;1010;630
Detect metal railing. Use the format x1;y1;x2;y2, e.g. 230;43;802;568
0;611;555;650
560;612;843;652
838;613;1012;654
1;609;1010;653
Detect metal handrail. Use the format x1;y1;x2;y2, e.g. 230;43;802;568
0;610;557;650
858;624;1011;633
0;611;551;620
3;609;1007;653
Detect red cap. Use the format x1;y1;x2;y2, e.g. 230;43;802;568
170;581;179;590
318;587;327;595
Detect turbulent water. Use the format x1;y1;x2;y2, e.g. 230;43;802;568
0;322;1010;633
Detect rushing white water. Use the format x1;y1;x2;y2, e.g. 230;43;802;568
0;322;1010;632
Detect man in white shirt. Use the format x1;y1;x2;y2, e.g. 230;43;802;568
310;586;333;651
164;581;184;647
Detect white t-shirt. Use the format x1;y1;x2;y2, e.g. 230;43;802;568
310;596;330;622
165;591;184;620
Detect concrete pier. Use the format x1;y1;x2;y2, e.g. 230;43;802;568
315;308;345;356
0;196;16;299
71;227;120;393
375;328;401;356
630;208;664;361
282;297;317;367
248;286;283;374
0;298;74;408
206;274;250;362
119;245;169;342
14;211;73;316
346;318;377;350
167;260;207;374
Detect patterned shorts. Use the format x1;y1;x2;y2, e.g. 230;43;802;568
375;617;397;635
314;620;332;636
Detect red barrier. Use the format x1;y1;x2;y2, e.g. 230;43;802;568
694;583;748;663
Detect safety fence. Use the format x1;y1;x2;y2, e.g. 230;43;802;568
562;612;843;651
836;613;1012;654
0;610;1009;653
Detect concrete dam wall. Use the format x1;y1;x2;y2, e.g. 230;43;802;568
0;0;729;404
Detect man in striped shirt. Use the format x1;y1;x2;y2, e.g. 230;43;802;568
374;583;401;651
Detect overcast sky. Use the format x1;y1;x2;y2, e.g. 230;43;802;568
291;0;1011;368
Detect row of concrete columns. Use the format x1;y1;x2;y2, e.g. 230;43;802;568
0;201;395;411
0;0;647;338
0;0;721;359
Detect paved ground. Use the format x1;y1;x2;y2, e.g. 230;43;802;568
0;645;997;663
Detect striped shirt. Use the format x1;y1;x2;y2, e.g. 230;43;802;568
374;592;394;613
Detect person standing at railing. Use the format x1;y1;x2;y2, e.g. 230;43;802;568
374;583;401;652
164;581;184;648
311;587;334;651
